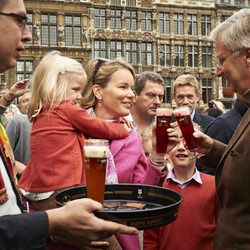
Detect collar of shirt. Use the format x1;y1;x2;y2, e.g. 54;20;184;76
166;167;202;189
234;98;248;116
190;109;195;120
86;107;119;122
124;113;137;130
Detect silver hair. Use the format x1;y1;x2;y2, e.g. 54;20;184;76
209;8;250;55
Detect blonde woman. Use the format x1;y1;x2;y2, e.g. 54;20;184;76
82;58;178;250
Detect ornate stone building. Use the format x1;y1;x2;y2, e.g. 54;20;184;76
1;0;248;107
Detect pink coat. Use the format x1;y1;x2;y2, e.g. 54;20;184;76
110;130;163;250
111;130;162;185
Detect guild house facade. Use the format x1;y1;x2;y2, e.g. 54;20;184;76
1;0;249;108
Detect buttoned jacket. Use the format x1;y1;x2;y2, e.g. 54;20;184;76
193;111;215;132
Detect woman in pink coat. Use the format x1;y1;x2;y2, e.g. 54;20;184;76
82;58;168;250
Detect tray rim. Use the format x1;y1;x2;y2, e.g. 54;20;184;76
55;183;183;213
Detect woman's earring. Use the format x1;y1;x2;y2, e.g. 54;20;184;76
98;99;102;107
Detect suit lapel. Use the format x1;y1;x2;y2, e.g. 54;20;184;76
218;108;250;166
110;138;126;157
193;112;201;122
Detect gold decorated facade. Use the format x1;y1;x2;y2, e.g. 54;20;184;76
1;0;248;107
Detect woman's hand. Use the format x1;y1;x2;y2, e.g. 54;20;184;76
151;123;180;155
166;124;181;153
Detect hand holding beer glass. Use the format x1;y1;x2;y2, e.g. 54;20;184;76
156;108;173;154
149;108;173;165
84;139;109;204
173;106;203;159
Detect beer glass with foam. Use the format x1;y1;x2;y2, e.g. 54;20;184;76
156;108;172;154
173;106;199;151
84;139;109;204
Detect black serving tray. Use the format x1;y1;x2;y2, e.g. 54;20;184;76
55;184;183;230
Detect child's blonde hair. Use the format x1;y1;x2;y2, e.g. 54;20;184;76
28;51;85;121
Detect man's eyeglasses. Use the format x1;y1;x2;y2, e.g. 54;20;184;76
92;58;110;83
216;49;242;68
0;12;28;30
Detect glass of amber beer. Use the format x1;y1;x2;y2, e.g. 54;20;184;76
156;108;173;155
173;106;199;151
84;139;109;204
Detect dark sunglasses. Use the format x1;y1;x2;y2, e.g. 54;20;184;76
0;12;28;30
92;58;110;83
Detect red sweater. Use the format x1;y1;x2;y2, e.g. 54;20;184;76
19;101;128;192
144;172;219;250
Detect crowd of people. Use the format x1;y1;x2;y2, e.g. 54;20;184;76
0;0;250;249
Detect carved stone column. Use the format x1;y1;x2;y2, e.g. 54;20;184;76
58;12;65;47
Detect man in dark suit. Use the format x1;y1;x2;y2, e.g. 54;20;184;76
206;94;248;145
202;95;248;175
193;8;250;250
0;0;137;249
172;74;214;132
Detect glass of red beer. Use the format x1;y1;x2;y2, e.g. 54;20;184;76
156;108;173;155
173;106;199;151
84;139;109;204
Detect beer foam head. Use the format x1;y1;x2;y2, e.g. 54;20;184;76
156;108;172;116
173;106;190;116
84;145;109;158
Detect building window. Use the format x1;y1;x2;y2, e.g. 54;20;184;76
163;77;172;103
201;15;211;36
110;9;122;30
202;46;212;68
65;15;81;46
188;45;198;67
222;77;228;88
141;42;153;65
174;45;184;67
221;15;230;22
0;74;5;83
41;13;57;45
110;40;123;59
126;41;138;64
94;8;106;29
141;11;152;32
159;12;170;34
111;0;121;5
235;0;244;5
187;14;197;35
94;40;107;58
160;44;170;66
126;0;136;6
16;60;33;81
27;13;33;44
173;13;184;35
202;78;212;103
126;10;137;31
